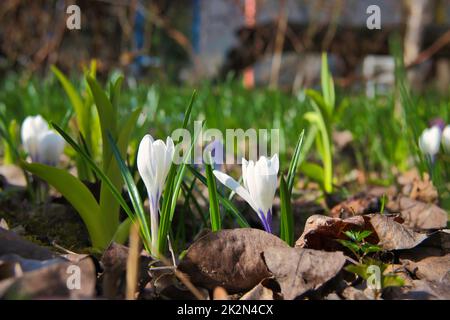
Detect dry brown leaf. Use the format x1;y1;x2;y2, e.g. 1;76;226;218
240;278;280;300
296;214;427;252
387;196;447;230
425;230;450;253
330;194;381;219
100;243;152;299
383;279;450;300
263;247;346;300
178;228;288;292
0;254;63;278
401;253;450;282
0;227;55;260
0;255;96;299
0;165;27;187
295;214;369;250
340;286;371;300
398;170;438;203
213;286;229;300
369;214;428;250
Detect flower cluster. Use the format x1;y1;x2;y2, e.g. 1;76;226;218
136;132;279;237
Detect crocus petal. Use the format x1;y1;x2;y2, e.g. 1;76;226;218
241;158;249;190
244;160;262;210
166;136;175;162
164;136;175;177
37;131;65;165
442;125;450;153
213;170;258;213
151;139;172;192
419;126;441;157
137;134;155;194
214;154;279;233
252;155;278;216
21;115;50;161
269;154;279;175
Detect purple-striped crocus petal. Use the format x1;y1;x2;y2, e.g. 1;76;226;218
258;209;272;233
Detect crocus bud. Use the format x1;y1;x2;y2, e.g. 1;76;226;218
38;131;66;166
214;154;279;233
442;125;450;154
137;134;175;253
21;115;65;165
419;126;441;160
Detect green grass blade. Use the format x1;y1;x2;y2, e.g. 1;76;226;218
321;52;335;114
86;75;117;171
99;107;142;234
51;66;88;136
286;129;305;194
52;123;136;225
300;161;325;189
304;111;333;193
0;115;20;161
181;90;196;130
156;93;197;254
110;75;124;111
279;175;294;246
157;164;177;254
205;158;221;231
181;179;208;226
158;122;203;253
187;165;250;228
297;126;318;166
0;119;33;199
107;133;151;248
112;217;132;245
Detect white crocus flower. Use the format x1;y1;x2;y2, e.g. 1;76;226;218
419;126;441;161
137;134;175;252
213;154;279;233
442;125;450;154
21;115;65;165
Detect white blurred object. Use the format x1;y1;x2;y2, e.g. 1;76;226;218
362;55;395;97
419;126;441;159
21;115;65;166
442;125;450;153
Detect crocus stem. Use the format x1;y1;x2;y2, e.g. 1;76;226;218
33;176;49;204
427;155;435;182
259;209;272;233
151;213;159;256
149;194;159;256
